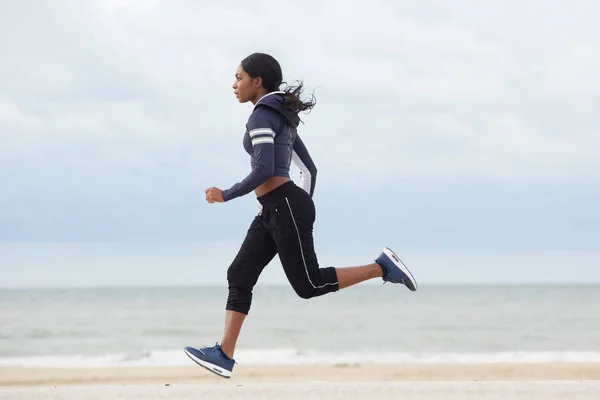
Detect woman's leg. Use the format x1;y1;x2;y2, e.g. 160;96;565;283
335;263;383;289
219;310;247;359
274;188;387;299
184;215;276;376
220;216;277;358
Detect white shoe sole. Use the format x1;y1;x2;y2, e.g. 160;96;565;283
184;348;232;379
383;247;418;291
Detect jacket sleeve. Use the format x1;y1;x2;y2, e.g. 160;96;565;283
291;133;318;197
221;108;277;202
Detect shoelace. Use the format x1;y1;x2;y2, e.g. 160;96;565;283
202;343;238;365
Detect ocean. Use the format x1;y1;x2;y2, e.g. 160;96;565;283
1;284;599;367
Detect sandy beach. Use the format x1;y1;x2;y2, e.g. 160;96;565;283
1;363;600;399
2;381;600;400
3;362;600;386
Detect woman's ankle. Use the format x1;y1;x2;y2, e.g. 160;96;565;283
219;344;234;360
219;341;235;359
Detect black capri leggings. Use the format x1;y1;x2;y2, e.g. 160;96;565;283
226;181;339;315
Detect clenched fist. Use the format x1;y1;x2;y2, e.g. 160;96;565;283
205;187;224;203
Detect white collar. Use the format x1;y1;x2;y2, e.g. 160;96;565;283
255;91;284;107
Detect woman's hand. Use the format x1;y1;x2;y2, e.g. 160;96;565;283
205;187;224;203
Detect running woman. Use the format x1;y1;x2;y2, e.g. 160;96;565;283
184;52;418;379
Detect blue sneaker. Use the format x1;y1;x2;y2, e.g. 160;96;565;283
184;343;235;378
375;247;418;291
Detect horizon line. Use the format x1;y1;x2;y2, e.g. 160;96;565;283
1;281;599;290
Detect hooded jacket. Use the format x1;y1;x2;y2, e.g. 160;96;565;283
222;91;318;202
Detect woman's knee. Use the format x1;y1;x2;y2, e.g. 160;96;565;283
288;267;340;300
292;284;315;300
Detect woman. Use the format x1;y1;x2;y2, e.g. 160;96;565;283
184;52;418;379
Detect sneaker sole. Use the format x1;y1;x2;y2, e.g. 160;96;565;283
184;348;232;379
383;247;418;291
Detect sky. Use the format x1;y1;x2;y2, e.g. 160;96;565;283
1;0;599;287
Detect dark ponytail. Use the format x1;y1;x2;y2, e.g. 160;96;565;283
281;79;317;114
240;52;317;115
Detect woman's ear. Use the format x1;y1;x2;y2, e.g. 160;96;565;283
254;77;262;88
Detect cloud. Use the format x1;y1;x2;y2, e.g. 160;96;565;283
2;0;598;187
0;0;598;259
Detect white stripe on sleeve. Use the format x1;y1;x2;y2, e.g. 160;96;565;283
249;128;275;138
252;137;274;146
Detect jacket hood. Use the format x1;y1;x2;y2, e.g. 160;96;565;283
254;91;300;128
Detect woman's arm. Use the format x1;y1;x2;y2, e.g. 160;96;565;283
221;108;277;202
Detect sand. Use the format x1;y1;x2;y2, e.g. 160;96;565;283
1;363;600;399
2;381;600;400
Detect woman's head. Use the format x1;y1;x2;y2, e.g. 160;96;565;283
232;52;281;104
232;52;316;115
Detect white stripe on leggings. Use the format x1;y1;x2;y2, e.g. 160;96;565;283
285;197;338;289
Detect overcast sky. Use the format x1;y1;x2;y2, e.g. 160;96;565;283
1;0;599;288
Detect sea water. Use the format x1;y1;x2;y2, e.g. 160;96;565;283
1;284;599;367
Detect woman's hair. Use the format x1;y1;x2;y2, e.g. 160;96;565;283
241;52;316;114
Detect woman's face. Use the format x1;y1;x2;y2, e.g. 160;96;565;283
232;65;261;104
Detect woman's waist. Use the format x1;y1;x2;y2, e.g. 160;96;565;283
255;176;295;204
